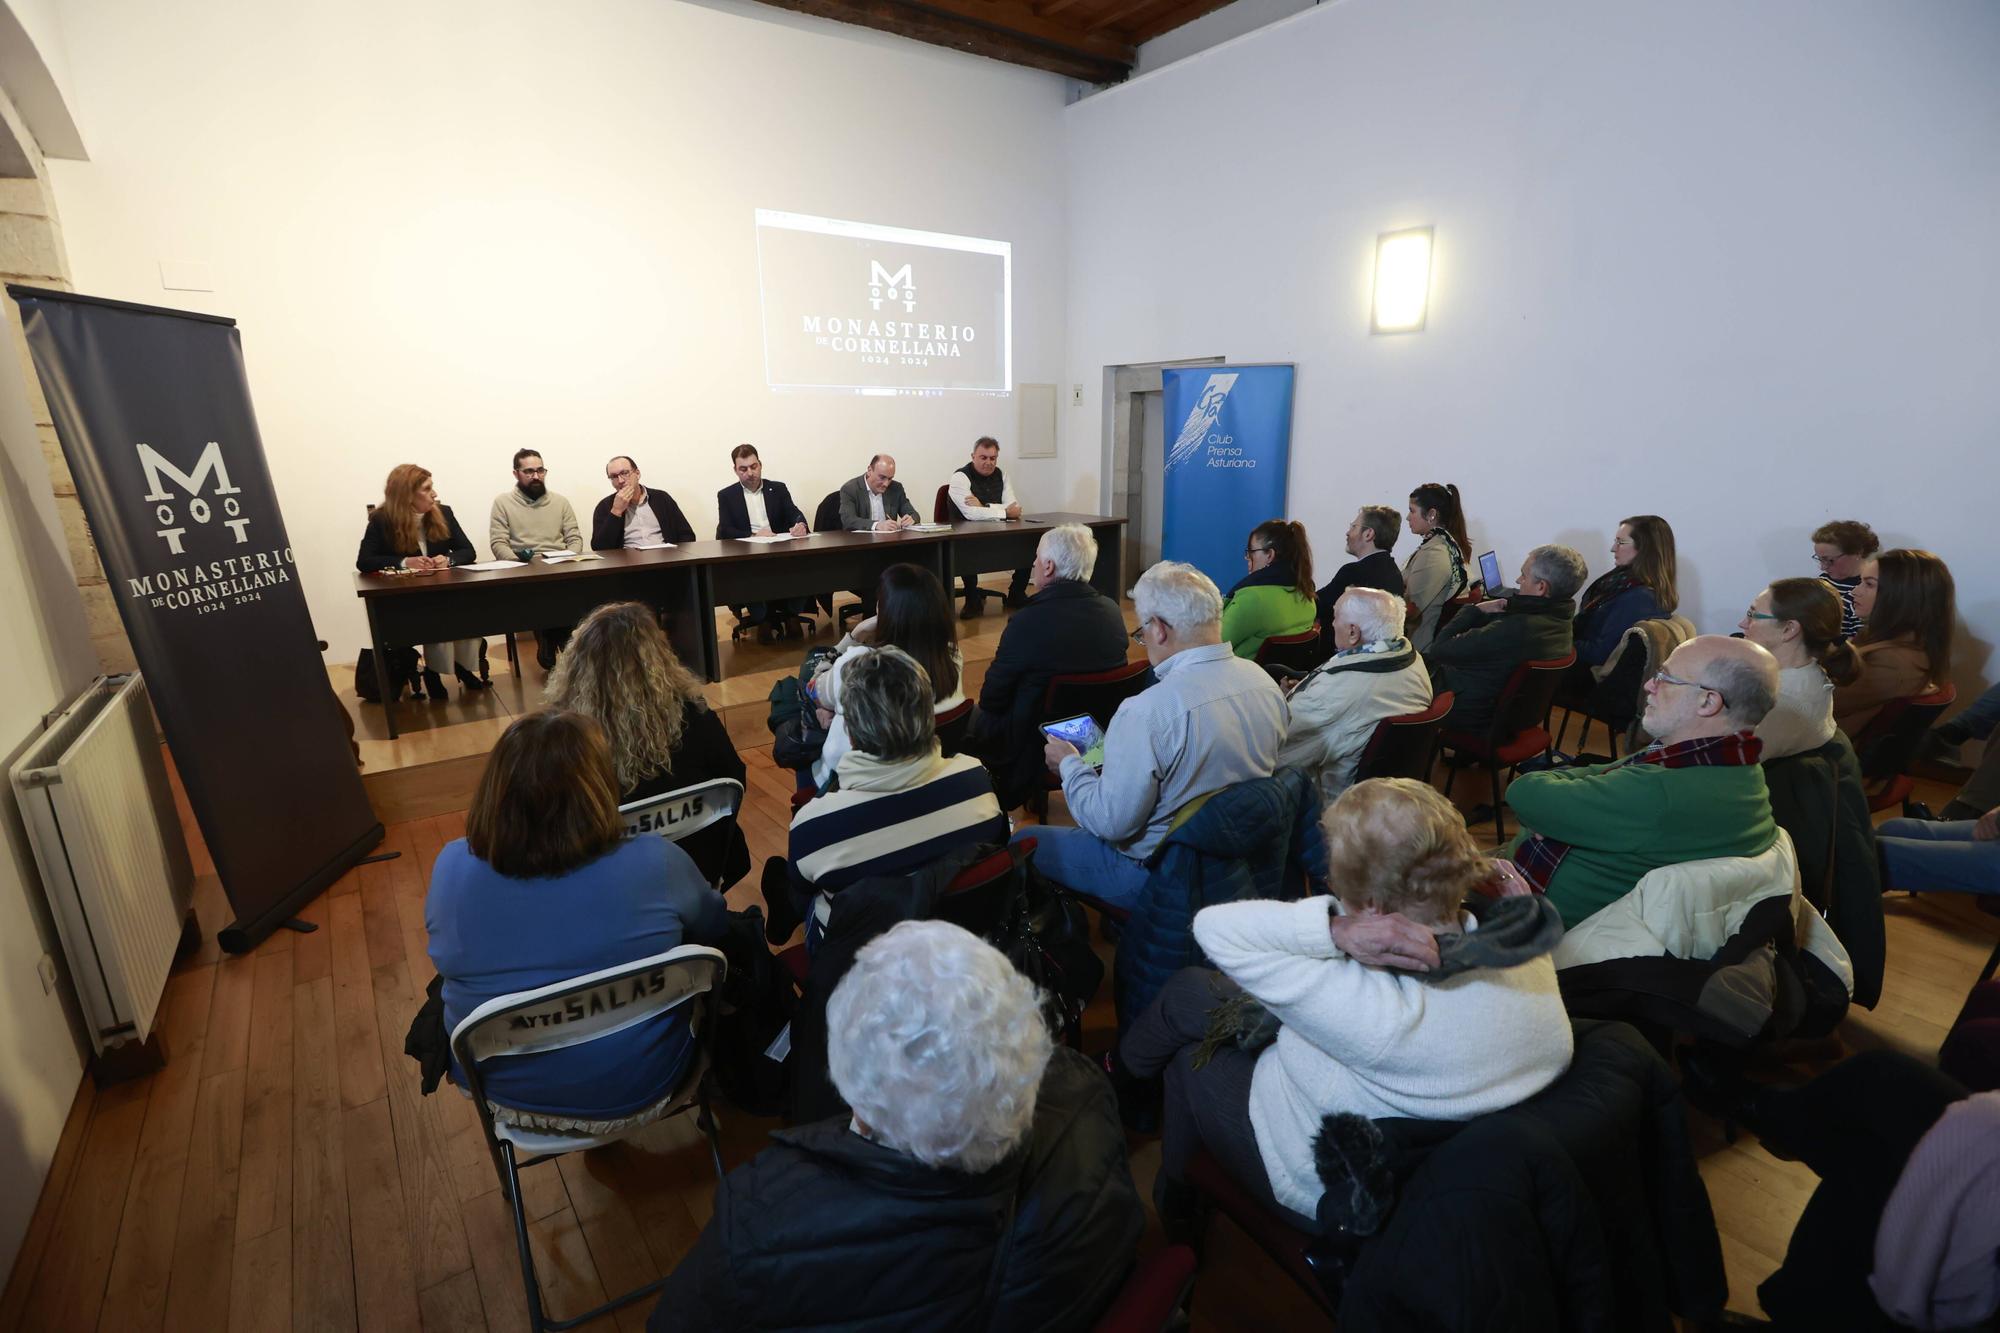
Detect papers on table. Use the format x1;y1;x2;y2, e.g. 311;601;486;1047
735;533;799;545
460;559;525;571
630;542;678;550
537;551;604;564
960;508;1007;521
908;523;952;533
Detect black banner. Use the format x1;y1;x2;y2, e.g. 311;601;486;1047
10;286;381;952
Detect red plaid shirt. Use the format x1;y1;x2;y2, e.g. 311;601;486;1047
1511;731;1764;891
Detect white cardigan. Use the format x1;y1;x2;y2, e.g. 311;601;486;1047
1194;896;1573;1220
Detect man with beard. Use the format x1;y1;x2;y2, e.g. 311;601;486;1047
489;448;584;668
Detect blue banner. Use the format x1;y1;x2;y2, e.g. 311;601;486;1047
1160;364;1295;593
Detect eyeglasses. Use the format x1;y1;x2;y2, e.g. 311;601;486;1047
517;467;548;478
1743;609;1781;621
608;469;635;482
1243;545;1273;559
1652;669;1728;707
1130;617;1164;643
1810;552;1840;567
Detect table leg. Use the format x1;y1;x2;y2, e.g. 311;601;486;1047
369;607;400;740
1092;527;1125;601
689;566;722;682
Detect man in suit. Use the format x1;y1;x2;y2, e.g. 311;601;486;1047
966;523;1134;808
838;454;919;532
1315;504;1407;627
716;443;812;640
590;455;697;550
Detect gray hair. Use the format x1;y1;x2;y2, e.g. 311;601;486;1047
840;645;934;760
1337;586;1405;643
1706;641;1782;729
1527;544;1589;602
1037;523;1097;585
1133;561;1223;636
827;920;1052;1172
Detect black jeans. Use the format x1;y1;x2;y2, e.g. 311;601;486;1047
1753;1050;1967;1328
1121;967;1317;1231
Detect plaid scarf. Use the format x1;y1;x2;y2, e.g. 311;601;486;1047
1511;730;1763;891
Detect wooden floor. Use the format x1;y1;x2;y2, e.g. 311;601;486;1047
6;679;1998;1329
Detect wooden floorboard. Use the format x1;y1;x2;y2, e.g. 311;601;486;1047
8;749;1998;1330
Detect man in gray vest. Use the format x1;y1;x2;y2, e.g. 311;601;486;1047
947;436;1031;619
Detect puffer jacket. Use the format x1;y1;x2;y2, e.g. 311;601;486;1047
1762;733;1883;1008
646;1046;1144;1333
1116;768;1325;1025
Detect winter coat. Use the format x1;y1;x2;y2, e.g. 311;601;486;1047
1761;733;1884;1008
1116;768;1325;1026
1402;531;1466;652
1574;582;1663;668
646;1047;1144;1333
1274;639;1433;807
1427;594;1575;735
1834;637;1932;737
1221;563;1317;660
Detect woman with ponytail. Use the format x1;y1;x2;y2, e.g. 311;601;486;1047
1221;519;1318;658
1739;578;1861;759
1833;550;1957;737
1403;483;1469;651
1575;515;1680;666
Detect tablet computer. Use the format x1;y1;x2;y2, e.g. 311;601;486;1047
1039;714;1106;768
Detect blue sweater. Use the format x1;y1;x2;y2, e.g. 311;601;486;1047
427;836;726;1118
1574;584;1662;667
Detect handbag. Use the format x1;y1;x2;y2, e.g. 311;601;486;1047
354;645;420;703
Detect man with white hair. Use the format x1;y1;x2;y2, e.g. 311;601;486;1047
1504;634;1783;928
967;523;1132;806
1021;561;1287;908
647;920;1142;1331
1427;543;1587;736
1274;587;1434;806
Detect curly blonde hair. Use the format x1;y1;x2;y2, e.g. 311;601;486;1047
543;602;708;791
1322;778;1490;925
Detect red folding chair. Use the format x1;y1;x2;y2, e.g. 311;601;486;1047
1436;652;1576;840
1353;691;1454;784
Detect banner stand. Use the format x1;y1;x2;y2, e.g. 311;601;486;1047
1160;364;1296;592
12;285;384;955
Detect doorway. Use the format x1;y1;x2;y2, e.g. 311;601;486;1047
1103;357;1224;585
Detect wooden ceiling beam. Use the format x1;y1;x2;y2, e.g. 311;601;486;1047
744;0;1132;81
1032;0;1090;18
1084;0;1177;35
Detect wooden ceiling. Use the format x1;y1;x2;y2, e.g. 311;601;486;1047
746;0;1237;82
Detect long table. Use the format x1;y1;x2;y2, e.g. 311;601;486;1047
353;512;1128;738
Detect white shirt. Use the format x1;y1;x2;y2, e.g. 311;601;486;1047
742;483;770;532
868;489;885;523
948;468;1017;519
622;493;664;547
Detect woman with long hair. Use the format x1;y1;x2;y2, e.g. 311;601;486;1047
1739;578;1863;759
809;563;967;789
356;463;486;699
1403;482;1469;651
1574;515;1679;667
545;601;748;887
425;710;725;1125
1220;519;1316;659
1834;549;1956;737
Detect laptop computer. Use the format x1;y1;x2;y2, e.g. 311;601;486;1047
1478;549;1504;592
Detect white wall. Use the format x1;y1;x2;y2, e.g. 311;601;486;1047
45;0;1073;657
1066;0;2000;694
1130;0;1315;79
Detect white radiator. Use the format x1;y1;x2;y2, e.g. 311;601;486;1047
9;674;195;1055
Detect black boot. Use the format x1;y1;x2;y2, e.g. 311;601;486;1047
455;665;491;692
422;669;448;701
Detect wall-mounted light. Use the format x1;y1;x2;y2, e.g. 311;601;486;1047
1371;226;1434;334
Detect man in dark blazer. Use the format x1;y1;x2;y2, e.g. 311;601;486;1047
838;454;920;532
1316;503;1408;627
967;523;1136;808
716;443;809;539
590;455;697;550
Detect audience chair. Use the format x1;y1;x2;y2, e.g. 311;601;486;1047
1353;691;1454;784
1184;1147;1342;1316
936;698;975;757
449;945;728;1333
617;776;745;889
1030;659;1156;815
1437;651;1576;840
1254;626;1322;674
1091;1244;1198;1333
1850;682;1957;813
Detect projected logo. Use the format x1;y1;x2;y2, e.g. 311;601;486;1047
1165;373;1242;473
756;209;1011;393
869;261;915;313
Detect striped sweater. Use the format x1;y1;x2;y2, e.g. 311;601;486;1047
790;748;1009;928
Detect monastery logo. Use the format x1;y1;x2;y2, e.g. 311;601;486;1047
868;260;915;313
137;440;251;555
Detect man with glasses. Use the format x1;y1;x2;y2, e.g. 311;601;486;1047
489;449;584;668
1018;562;1285;909
1500;635;1783;929
591;455;696;552
1811;519;1879;642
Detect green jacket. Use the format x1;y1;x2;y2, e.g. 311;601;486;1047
1505;757;1778;929
1220;584;1316;660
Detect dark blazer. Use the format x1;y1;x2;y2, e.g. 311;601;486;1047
647;1046;1143;1333
972;581;1131;803
837;474;919;530
621;703;752;891
714;479;807;540
1316;549;1406;626
356;504;477;572
1428;594;1576;735
590;489;696;551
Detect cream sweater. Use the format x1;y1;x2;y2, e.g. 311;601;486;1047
1755;663;1837;760
1194;896;1573;1220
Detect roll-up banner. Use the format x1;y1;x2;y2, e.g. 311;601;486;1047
10;286;382;953
1159;364;1296;592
